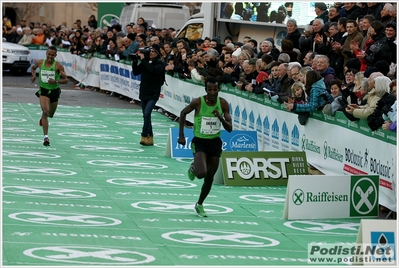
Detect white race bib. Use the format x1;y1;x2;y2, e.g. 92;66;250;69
200;116;221;135
41;70;55;83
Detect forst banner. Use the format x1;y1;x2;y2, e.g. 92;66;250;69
221;151;307;186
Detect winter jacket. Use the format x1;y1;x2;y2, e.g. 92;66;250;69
132;57;165;100
293;79;333;113
343;5;364;21
285;29;301;49
352;88;380;119
367;94;397;130
364;36;397;67
319;67;336;91
18;34;33;46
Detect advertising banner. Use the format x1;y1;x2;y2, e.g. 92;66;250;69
283;175;380;220
165;128;258;158
97;2;124;29
354;219;396;266
221;151;307;186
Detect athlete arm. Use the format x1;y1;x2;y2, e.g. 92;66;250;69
178;98;200;145
30;59;42;83
219;98;233;132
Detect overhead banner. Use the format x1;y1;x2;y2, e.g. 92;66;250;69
97;2;124;29
220;151;307;186
283;175;380;220
165;128;258;158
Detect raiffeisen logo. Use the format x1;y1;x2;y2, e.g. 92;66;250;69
241;108;247;127
301;134;320;154
282;122;289;143
293;190;348;206
291;125;300;146
263;116;270;136
248;111;255;130
324;141;343;162
234;106;240;123
272;119;279;140
229;134;257;151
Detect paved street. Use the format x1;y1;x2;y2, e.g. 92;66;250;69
2;71;139;109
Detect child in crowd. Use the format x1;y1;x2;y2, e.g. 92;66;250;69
289;81;309;125
290;81;307;104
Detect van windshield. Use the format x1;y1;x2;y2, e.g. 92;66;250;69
177;23;203;42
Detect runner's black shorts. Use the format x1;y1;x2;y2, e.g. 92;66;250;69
35;87;61;103
191;136;223;157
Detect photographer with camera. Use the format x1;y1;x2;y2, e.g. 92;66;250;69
131;44;166;146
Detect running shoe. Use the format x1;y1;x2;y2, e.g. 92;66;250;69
43;137;50;146
39;118;42;126
187;161;195;181
195;203;207;217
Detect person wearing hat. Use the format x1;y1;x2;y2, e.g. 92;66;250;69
224;35;233;44
131;43;165;146
314;3;329;23
14;27;24;43
195;38;204;50
116;31;126;40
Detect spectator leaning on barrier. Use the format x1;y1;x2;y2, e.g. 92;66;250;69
345;75;390;120
284;70;333;114
367;77;397;131
18;27;33;45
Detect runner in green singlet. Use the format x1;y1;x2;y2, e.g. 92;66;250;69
178;77;233;217
31;46;68;146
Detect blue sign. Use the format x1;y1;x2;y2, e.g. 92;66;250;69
167;128;259;158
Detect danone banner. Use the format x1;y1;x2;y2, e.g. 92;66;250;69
25;46;397;213
284;175;380;220
221;151;307;186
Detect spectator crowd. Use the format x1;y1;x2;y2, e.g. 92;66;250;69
2;2;397;132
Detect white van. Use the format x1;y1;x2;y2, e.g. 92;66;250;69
120;3;190;32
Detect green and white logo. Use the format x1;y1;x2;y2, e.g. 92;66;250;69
293;189;304;205
350;176;378;216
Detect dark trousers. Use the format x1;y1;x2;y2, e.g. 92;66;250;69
141;99;157;137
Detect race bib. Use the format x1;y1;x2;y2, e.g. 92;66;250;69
200;116;221;135
41;70;55;83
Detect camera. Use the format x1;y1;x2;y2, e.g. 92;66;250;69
129;46;151;61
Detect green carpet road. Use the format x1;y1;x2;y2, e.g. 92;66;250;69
2;102;362;266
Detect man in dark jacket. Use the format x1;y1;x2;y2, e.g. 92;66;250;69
299;18;328;55
366;3;382;21
341;3;364;21
364;21;397;68
314;2;329;23
132;44;166;146
284;18;301;49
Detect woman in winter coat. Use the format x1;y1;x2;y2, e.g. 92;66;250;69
284;70;333;113
345;76;391;120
